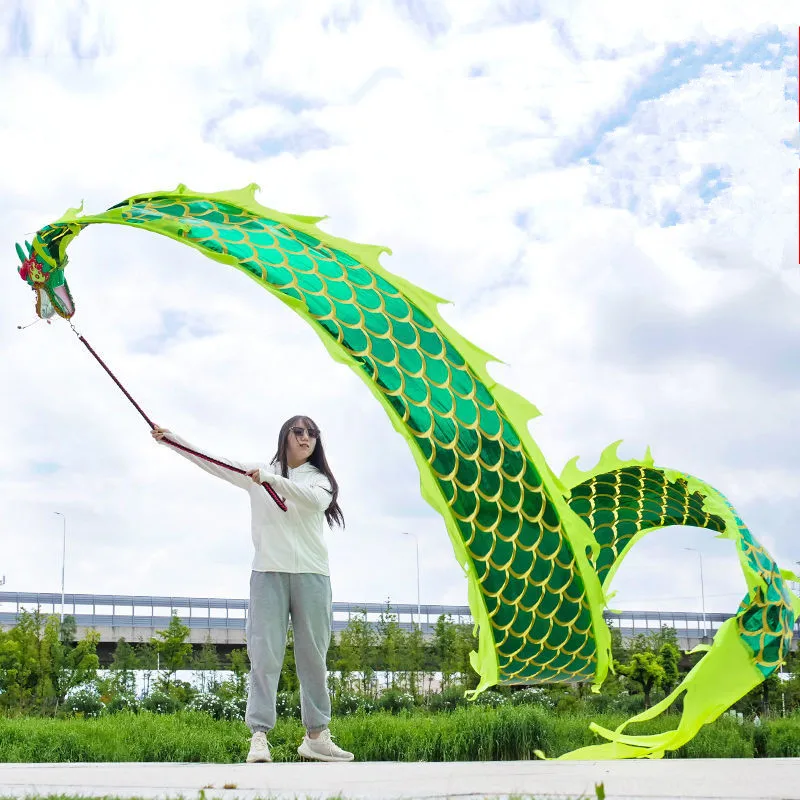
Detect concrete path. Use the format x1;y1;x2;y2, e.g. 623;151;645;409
0;759;798;800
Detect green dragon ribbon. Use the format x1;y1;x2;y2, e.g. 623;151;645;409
16;184;799;759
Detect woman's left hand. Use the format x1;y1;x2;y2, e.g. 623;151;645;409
247;469;262;484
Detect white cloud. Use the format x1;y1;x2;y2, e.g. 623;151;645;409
0;0;796;628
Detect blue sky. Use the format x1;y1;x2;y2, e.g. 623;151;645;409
562;28;796;167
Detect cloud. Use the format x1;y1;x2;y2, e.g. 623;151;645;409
0;1;796;624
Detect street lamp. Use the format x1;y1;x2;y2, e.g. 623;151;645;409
53;512;66;622
685;547;706;641
401;532;421;630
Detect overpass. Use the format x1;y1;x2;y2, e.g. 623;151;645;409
6;590;793;663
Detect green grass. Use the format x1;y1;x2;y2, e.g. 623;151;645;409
0;707;798;763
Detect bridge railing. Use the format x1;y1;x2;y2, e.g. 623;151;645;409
0;591;473;637
1;591;797;643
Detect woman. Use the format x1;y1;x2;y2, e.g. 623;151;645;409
151;416;353;763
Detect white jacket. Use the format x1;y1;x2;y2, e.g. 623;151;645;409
158;433;334;575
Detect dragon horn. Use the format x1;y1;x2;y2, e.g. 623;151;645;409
15;243;26;262
25;240;33;255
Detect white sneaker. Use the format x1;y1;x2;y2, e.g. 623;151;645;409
297;729;354;762
246;731;271;763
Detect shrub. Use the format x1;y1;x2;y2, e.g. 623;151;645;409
187;692;225;719
474;690;507;708
187;692;244;722
64;688;104;719
763;716;800;757
332;693;362;716
160;679;197;705
141;691;182;715
675;715;753;759
105;694;138;715
276;690;301;719
425;685;468;713
555;694;580;715
509;687;555;709
376;689;415;714
227;696;247;721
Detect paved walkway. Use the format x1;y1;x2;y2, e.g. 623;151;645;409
0;759;799;800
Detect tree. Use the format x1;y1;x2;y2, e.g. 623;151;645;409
0;609;47;712
109;638;139;697
609;626;628;661
151;611;192;686
338;609;377;695
135;639;158;697
226;647;250;702
40;615;100;713
402;624;425;696
192;635;221;693
658;642;681;695
616;651;666;709
433;614;461;689
614;626;682;707
377;602;406;689
454;622;479;688
629;626;679;656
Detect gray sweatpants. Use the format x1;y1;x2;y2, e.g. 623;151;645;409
245;571;332;734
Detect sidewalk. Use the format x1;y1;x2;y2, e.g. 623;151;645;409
1;759;799;800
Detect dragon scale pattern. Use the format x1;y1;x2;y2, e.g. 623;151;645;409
568;467;794;671
117;196;598;683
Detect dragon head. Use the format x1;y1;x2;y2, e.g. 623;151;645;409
16;234;75;319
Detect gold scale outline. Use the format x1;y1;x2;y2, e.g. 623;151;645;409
154;197;605;681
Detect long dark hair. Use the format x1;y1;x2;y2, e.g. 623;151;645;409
271;415;345;529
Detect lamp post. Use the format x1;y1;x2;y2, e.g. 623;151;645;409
685;547;706;641
401;531;421;630
53;512;66;622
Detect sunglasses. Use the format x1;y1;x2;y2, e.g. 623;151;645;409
290;426;320;439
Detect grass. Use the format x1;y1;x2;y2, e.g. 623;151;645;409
0;707;798;763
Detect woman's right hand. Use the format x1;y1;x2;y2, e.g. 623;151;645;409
151;426;170;441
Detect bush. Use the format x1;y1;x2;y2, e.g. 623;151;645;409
276;690;301;719
63;688;104;719
188;692;222;717
105;694;138;715
376;689;415;714
211;679;247;707
332;693;362;716
160;679;197;705
425;685;468;713
509;687;556;709
763;716;800;757
141;691;182;715
675;715;753;759
555;694;580;715
474;690;508;708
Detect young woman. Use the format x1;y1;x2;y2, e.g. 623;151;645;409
151;416;353;763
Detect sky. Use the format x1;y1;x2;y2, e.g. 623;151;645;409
0;0;797;620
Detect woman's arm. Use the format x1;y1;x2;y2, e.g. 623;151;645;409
152;427;262;491
254;468;332;512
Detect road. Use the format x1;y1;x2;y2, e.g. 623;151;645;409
1;758;799;799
